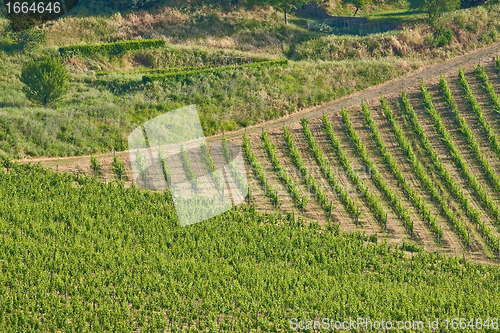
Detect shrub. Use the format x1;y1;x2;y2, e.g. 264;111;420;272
435;28;454;47
59;39;166;57
20;56;69;107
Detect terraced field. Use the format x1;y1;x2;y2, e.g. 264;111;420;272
17;54;500;264
239;59;500;263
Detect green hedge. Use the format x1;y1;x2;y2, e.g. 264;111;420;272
142;59;289;83
59;39;166;57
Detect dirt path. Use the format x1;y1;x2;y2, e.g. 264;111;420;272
18;41;500;170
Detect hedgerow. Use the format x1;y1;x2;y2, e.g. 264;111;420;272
59;39;166;57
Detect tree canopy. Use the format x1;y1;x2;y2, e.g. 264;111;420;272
246;0;313;23
343;0;371;16
408;0;460;21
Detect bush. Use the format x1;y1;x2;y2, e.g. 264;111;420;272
435;28;454;47
20;56;69;107
11;28;47;51
59;39;166;57
142;59;288;83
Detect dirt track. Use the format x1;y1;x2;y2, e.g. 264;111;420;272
18;41;500;172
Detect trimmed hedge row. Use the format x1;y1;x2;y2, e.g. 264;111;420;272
59;39;166;57
142;59;289;83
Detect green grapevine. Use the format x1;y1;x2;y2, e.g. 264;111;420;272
403;89;496;250
261;130;308;209
283;126;331;213
362;101;442;237
436;77;500;223
459;67;500;159
323;112;389;227
242;133;281;207
301;117;358;217
340;107;415;233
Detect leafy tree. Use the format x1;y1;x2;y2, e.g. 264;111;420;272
246;0;313;24
343;0;371;16
20;56;69;106
409;0;460;21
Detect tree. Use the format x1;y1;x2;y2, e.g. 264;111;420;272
246;0;313;24
408;0;460;21
343;0;371;16
20;56;69;107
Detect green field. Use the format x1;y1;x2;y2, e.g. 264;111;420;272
2;0;500;331
1;163;500;331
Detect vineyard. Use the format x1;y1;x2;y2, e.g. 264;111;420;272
240;59;500;263
4;59;500;331
1;163;500;332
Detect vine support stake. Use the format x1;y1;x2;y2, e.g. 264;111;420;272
468;231;470;252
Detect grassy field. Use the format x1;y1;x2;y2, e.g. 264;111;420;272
1;3;500;159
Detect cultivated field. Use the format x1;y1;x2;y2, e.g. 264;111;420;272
25;48;500;263
240;58;500;264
